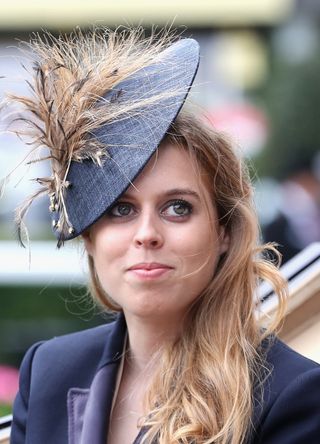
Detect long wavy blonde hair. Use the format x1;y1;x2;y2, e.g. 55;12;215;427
87;111;287;444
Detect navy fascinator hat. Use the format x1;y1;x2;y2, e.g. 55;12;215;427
5;28;200;246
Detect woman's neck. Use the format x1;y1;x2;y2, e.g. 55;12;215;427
123;311;183;374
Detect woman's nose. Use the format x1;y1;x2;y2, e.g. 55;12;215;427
133;213;164;249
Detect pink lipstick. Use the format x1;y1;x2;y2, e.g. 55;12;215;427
127;262;173;279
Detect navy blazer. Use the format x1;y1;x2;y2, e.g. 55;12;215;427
10;314;320;443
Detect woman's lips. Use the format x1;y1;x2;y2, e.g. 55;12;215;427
127;263;173;279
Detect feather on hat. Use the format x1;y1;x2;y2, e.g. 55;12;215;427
2;27;200;247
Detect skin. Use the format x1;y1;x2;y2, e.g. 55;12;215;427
83;142;229;443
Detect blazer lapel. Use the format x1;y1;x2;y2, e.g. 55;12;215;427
67;313;127;444
67;387;90;444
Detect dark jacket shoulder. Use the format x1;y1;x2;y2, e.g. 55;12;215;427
11;318;122;444
263;337;319;397
251;338;320;444
28;318;120;387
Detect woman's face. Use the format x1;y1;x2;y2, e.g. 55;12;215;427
84;143;229;323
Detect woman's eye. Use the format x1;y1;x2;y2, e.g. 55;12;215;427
109;203;134;217
162;200;193;218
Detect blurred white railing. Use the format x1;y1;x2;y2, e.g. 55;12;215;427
0;414;11;444
0;241;87;286
259;242;320;314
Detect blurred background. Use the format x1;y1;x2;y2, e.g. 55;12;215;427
1;0;320;415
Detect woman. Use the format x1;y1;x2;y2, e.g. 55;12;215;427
6;28;320;444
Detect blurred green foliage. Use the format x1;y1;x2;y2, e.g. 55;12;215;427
0;285;108;368
255;41;320;179
0;404;11;416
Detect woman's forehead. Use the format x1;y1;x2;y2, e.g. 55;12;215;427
131;144;193;182
125;143;213;202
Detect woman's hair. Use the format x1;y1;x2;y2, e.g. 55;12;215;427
87;111;287;444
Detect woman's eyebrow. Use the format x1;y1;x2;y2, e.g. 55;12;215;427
123;188;201;201
164;188;201;201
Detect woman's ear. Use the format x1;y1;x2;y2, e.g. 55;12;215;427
218;225;230;255
82;230;94;256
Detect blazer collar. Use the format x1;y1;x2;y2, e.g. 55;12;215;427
67;313;127;444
